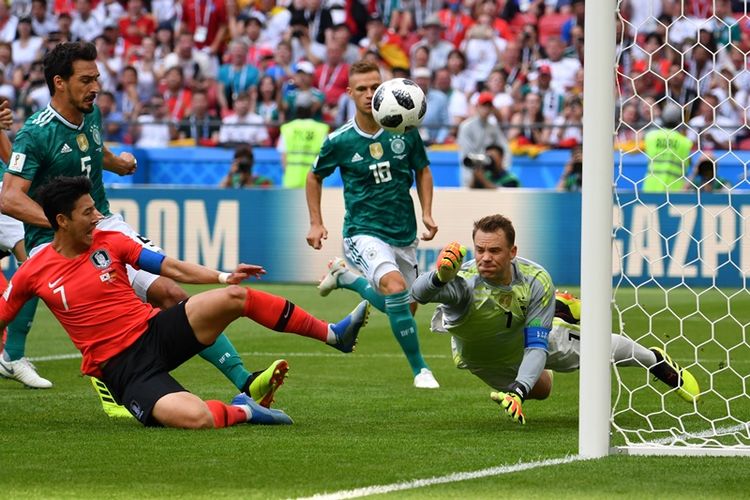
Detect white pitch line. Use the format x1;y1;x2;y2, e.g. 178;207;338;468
28;351;452;363
295;455;584;500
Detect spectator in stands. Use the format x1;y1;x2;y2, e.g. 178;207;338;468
277;95;328;188
389;0;441;43
218;91;270;147
560;0;584;45
537;36;581;92
162;31;216;86
410;45;430;74
153;21;174;64
284;61;324;121
412;67;450;145
130;36;158;101
549;95;583;148
313;40;349;116
118;0;156;56
239;12;274;67
446;48;474;95
665;62;698;116
557;144;583;192
477;0;512;41
151;0;179;27
710;0;740;48
162;66;193;122
56;12;74;42
265;39;294;86
71;0;104;42
508;91;550;146
220;145;273;188
94;0;125;30
134;94;176;147
94;35;121;93
409;14;454;73
467;144;520;189
178;89;220;145
460;13;507;85
435;0;474;48
615;101;641;146
457;92;509;187
289;0;335;46
217;39;260;114
687;94;735;151
474;67;514;124
11;17;43;72
330;23;360;65
684;31;716;98
358;13;409;71
114;65;142;120
518;22;543;70
252;74;283;140
525;64;564;122
0;42;17;82
0;2;19;43
433;66;468;131
97;90;126;143
710;65;744;123
249;0;292;49
496;39;527;93
0;67;14;106
16;59;47;116
30;0;58;38
180;0;228;55
688;154;729;192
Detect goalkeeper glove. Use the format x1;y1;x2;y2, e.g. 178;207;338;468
435;241;467;283
490;381;528;425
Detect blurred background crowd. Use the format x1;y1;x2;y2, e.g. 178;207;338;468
0;0;749;161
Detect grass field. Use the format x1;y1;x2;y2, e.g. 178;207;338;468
1;283;748;499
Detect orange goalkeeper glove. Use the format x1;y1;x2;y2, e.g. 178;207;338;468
435;241;467;283
490;382;528;425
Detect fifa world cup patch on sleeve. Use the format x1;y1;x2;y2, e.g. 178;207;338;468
8;152;25;172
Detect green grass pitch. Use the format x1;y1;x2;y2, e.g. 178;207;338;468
0;283;747;499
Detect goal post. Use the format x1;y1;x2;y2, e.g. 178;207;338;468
581;0;750;457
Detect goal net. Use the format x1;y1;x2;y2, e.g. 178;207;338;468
597;0;750;456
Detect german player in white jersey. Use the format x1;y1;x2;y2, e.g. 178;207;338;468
412;214;700;425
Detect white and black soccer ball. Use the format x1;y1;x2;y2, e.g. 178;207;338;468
371;78;427;134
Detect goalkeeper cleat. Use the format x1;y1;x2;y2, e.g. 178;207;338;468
413;368;440;389
329;300;370;353
0;355;53;389
490;391;526;425
649;347;700;403
554;290;581;324
247;359;289;408
436;242;467;283
230;393;293;425
91;377;133;418
318;257;348;297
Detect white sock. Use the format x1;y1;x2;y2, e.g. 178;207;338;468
610;334;657;367
337;269;359;287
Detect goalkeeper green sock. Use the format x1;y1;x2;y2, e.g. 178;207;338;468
198;334;251;391
344;277;386;312
3;297;39;360
385;291;427;376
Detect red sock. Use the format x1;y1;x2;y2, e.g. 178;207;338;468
205;400;248;428
243;288;329;342
0;273;7;352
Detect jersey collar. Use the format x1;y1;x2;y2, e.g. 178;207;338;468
352;118;384;140
46;103;85;131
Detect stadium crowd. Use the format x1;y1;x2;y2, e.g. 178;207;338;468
0;0;748;152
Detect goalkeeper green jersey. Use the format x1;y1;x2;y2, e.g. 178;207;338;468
6;104;109;251
311;119;430;247
412;257;555;369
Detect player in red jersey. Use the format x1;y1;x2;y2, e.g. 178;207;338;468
0;176;370;429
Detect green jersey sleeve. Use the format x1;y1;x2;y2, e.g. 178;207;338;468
312;136;337;178
7;126;45;181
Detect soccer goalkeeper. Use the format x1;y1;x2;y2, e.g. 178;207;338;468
412;214;701;426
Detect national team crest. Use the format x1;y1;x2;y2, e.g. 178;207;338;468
91;125;102;146
369;142;383;160
76;133;89;152
390;138;405;154
90;249;111;269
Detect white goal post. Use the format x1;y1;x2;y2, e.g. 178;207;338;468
581;0;750;457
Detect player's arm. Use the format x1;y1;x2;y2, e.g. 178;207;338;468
102;145;137;176
415;165;437;241
305;170;327;249
0;173;50;227
412;242;471;307
136;248;266;285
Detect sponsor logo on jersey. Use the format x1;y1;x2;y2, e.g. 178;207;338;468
390;138;405;154
369;143;383;160
60;143;72;154
351;152;363;162
76;133;89;152
91;125;102;146
90;249;111;270
8;152;25;172
99;272;111;283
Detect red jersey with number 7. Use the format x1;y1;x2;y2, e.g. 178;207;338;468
0;230;159;377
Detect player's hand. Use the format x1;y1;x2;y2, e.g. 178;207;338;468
435;241;466;283
490;391;526;425
117;152;138;175
0;100;13;130
306;223;328;250
226;264;267;283
421;214;438;241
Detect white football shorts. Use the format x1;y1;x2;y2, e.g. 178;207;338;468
343;234;419;292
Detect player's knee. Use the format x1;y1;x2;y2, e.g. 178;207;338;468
149;278;188;308
176;406;214;429
223;285;247;305
379;272;407;295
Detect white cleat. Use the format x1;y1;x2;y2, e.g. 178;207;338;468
0;356;53;389
414;368;440;389
318;257;348;297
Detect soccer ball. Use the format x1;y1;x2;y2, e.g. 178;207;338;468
372;78;427;134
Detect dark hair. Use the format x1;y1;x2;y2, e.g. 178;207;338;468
234;144;253;161
485;144;504;157
36;176;93;230
43;41;97;95
472;214;516;246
